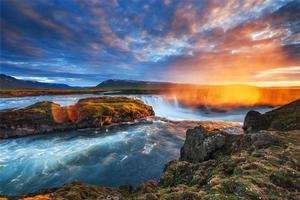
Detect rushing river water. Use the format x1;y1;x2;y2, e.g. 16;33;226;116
0;119;186;195
0;94;271;195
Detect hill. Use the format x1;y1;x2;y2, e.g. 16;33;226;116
96;79;175;90
0;74;74;90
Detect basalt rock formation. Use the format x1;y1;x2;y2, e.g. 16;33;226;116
0;97;154;139
243;99;300;132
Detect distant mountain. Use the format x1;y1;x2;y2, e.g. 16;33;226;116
0;74;75;90
96;79;174;90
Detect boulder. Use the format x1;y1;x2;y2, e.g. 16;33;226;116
243;110;269;132
250;131;279;148
180;125;226;163
243;99;300;132
180;125;282;164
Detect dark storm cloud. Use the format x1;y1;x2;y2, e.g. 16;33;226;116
0;0;299;86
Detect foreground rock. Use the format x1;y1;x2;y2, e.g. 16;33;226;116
160;131;299;200
180;126;227;163
0;97;154;139
243;99;300;132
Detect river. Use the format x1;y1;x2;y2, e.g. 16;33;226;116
0;94;271;195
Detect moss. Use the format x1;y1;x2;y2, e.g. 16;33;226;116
218;180;260;200
159;131;300;200
221;160;237;175
159;161;195;187
76;97;154;121
270;170;299;191
160;188;203;200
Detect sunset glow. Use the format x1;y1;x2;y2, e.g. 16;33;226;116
1;0;299;86
165;85;300;108
0;1;300;197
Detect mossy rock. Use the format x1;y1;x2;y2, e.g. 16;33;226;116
0;97;154;139
159;130;300;200
243;99;300;132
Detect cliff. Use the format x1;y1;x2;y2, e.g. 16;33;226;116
0;97;154;139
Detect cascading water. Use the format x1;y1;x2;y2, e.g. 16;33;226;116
138;95;204;120
0;94;272;122
137;95;272;121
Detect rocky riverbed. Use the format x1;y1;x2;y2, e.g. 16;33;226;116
3;99;299;200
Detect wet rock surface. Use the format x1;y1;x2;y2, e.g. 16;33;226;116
0;97;154;139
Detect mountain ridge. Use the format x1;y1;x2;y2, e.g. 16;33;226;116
0;74;75;90
96;79;175;89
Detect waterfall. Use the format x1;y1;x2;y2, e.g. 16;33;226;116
0;94;269;122
137;95;267;122
138;95;201;120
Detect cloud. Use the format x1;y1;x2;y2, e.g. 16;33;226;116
12;76;81;84
253;66;300;81
0;0;299;86
164;1;300;84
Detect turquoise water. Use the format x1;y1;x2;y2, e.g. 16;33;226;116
0;120;184;195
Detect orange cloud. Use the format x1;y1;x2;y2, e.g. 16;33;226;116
166;16;299;85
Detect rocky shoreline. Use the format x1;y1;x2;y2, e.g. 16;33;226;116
0;97;154;139
1;99;299;200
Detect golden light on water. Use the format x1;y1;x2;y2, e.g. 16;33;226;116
165;85;300;108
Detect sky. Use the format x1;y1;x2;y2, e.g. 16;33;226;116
0;0;299;86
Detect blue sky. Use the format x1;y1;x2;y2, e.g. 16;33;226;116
1;0;299;86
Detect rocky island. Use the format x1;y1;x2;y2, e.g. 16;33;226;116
0;97;154;139
3;99;299;200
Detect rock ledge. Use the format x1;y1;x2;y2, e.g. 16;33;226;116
0;96;154;139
